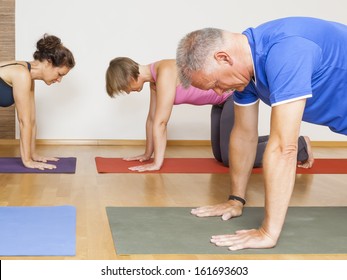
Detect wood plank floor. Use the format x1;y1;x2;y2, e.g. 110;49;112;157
0;144;347;260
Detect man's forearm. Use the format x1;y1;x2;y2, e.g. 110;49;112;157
261;142;297;240
229;132;258;199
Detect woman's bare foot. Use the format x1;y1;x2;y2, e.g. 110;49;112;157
298;136;315;168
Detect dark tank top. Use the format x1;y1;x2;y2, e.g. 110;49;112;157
0;62;31;107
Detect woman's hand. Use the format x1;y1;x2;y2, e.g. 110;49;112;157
32;154;59;163
23;159;57;170
128;162;161;172
123;154;151;162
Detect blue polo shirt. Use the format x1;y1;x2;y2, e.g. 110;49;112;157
233;17;347;135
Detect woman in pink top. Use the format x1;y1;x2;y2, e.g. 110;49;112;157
105;57;313;172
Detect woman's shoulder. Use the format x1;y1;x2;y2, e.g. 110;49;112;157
0;61;30;85
1;60;29;67
8;61;31;84
156;59;177;76
1;61;30;74
156;59;176;67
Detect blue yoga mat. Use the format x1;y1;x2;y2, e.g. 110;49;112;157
0;205;76;256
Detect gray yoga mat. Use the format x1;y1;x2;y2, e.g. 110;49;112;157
106;206;347;255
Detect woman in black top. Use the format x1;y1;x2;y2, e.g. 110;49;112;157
0;34;75;170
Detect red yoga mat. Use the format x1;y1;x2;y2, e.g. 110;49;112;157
95;157;347;174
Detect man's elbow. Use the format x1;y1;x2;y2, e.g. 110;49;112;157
231;127;258;143
278;143;298;161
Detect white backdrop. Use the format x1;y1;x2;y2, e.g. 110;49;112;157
15;0;347;141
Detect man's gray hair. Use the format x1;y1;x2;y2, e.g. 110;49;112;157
176;28;224;87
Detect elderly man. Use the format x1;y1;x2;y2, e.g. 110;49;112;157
176;17;347;251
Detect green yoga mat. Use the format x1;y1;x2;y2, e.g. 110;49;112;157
106;206;347;255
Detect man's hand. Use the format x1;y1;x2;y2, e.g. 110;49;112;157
191;200;244;220
210;227;277;251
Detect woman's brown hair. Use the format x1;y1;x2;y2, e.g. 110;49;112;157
33;34;75;68
105;57;140;97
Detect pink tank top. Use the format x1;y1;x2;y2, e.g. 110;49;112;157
150;63;232;105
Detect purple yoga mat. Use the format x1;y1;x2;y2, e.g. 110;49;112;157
0;157;77;173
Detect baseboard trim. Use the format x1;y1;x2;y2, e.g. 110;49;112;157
34;139;212;146
0;139;211;146
0;139;346;147
311;141;347;147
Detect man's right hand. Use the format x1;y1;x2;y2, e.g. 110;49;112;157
191;200;244;221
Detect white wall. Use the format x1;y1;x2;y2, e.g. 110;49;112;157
16;0;347;141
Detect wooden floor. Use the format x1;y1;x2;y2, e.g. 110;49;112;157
0;144;347;260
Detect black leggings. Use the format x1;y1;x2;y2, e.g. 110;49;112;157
210;96;309;167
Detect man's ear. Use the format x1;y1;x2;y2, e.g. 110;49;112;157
214;51;233;65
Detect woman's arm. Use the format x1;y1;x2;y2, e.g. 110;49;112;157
143;83;157;158
12;67;56;170
123;82;156;162
129;61;176;172
28;84;58;163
